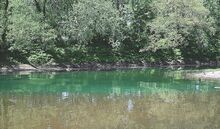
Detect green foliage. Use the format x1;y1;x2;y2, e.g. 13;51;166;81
0;2;3;38
0;0;7;45
145;0;215;51
0;0;219;65
63;0;122;47
0;11;3;44
7;0;56;52
204;0;220;59
28;51;52;65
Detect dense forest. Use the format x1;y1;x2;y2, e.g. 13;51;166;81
0;0;220;66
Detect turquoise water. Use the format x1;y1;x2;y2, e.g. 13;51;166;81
0;68;220;129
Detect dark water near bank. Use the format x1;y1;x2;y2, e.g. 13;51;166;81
0;68;220;129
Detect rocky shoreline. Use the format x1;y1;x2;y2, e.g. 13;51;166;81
0;62;172;72
0;63;148;73
1;62;220;76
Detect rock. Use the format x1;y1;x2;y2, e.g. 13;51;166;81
14;64;36;70
0;67;8;72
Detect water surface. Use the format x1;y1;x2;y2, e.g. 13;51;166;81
0;68;220;129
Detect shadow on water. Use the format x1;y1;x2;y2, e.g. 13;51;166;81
0;68;220;129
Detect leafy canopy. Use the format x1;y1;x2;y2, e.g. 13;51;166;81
145;0;215;51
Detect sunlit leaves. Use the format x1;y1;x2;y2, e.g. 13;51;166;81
145;0;215;51
62;0;122;47
7;0;56;51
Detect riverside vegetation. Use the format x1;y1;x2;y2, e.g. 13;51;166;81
0;0;220;66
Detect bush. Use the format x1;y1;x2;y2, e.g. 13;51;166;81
28;51;52;65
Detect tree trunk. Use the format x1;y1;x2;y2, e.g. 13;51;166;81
33;0;42;12
43;0;47;17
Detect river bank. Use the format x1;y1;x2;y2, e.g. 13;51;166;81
0;62;220;79
0;61;220;73
190;70;220;80
0;63;146;73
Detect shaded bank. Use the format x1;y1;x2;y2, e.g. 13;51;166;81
1;61;220;73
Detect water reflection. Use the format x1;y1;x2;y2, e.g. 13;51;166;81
0;69;218;94
0;68;220;129
127;99;134;112
0;92;220;129
61;92;69;100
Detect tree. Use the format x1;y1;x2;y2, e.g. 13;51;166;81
204;0;220;60
0;0;219;65
62;0;122;47
7;0;56;64
0;0;9;61
120;0;154;52
144;0;214;52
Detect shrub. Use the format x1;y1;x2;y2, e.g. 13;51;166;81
28;51;52;65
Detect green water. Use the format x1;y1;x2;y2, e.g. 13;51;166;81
0;68;220;129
